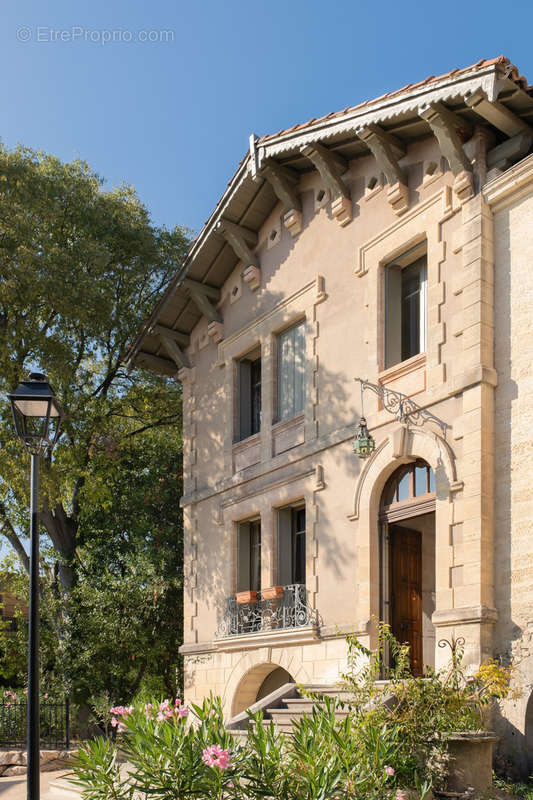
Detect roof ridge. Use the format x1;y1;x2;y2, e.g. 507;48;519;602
258;55;526;144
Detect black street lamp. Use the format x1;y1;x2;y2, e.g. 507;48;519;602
8;373;63;800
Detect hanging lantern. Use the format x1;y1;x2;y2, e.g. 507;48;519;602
353;416;375;458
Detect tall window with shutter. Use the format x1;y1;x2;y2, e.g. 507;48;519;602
384;246;427;369
277;320;306;421
277;505;306;587
237;520;261;592
238;350;261;441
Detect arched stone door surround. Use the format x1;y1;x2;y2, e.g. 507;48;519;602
350;423;462;670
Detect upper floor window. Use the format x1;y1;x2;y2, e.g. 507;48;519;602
385;248;427;369
237;519;261;592
238;349;261;441
277;505;306;586
277;320;305;421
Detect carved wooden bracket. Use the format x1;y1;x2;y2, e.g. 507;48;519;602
215;218;259;269
357;123;408;215
182;277;222;324
158;331;191;369
419;102;474;201
465;88;531;137
260;158;301;212
301;142;352;226
260;157;302;237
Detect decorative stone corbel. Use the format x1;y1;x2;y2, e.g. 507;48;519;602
207;321;224;343
242;265;261;291
357;123;409;216
418;102;474;203
301;142;352;226
283;208;303;237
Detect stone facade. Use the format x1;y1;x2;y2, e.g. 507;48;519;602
127;58;533;774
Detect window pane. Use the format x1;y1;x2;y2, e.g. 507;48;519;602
401;264;421;361
428;467;436;494
292;507;306;585
278;321;305;420
414;465;428;496
397;472;410;502
250;358;261;435
249;522;261;592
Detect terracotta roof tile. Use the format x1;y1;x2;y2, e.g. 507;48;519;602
258;56;528;144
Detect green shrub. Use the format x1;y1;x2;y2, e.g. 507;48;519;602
71;626;514;800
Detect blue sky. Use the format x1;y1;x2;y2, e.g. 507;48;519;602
2;0;533;236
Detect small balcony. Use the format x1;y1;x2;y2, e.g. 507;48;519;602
216;584;316;638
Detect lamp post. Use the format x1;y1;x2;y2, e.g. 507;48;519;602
8;373;63;800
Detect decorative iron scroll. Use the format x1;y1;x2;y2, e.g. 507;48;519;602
354;378;448;437
216;584;316;638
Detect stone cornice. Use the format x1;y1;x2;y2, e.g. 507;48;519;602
483;152;533;211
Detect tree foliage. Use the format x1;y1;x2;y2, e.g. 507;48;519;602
0;143;188;705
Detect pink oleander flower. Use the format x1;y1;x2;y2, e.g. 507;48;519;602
174;698;181;707
43;693;48;699
202;744;231;770
384;766;395;777
24;689;28;695
176;705;189;718
5;702;10;708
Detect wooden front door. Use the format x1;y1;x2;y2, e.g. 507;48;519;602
389;525;423;676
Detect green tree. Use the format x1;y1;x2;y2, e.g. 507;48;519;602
0;143;188;703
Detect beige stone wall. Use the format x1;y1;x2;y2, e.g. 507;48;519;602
179;134;532;749
490;176;533;774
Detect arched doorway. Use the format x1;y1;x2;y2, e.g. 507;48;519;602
379;459;436;675
231;663;295;716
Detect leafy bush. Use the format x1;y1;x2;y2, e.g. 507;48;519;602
71;627;515;800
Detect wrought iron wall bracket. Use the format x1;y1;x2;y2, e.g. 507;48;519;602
354;378;448;437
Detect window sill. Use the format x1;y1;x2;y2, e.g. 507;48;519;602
214;625;319;652
272;413;305;456
232;433;261;472
379;352;426;383
232;432;261;451
378;353;426;406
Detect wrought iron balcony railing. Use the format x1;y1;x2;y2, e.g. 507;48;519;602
216;583;316;638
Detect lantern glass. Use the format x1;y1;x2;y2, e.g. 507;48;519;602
353;416;375;459
8;373;63;453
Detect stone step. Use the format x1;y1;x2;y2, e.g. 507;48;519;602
267;707;349;725
42;775;80;800
283;697;351;712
